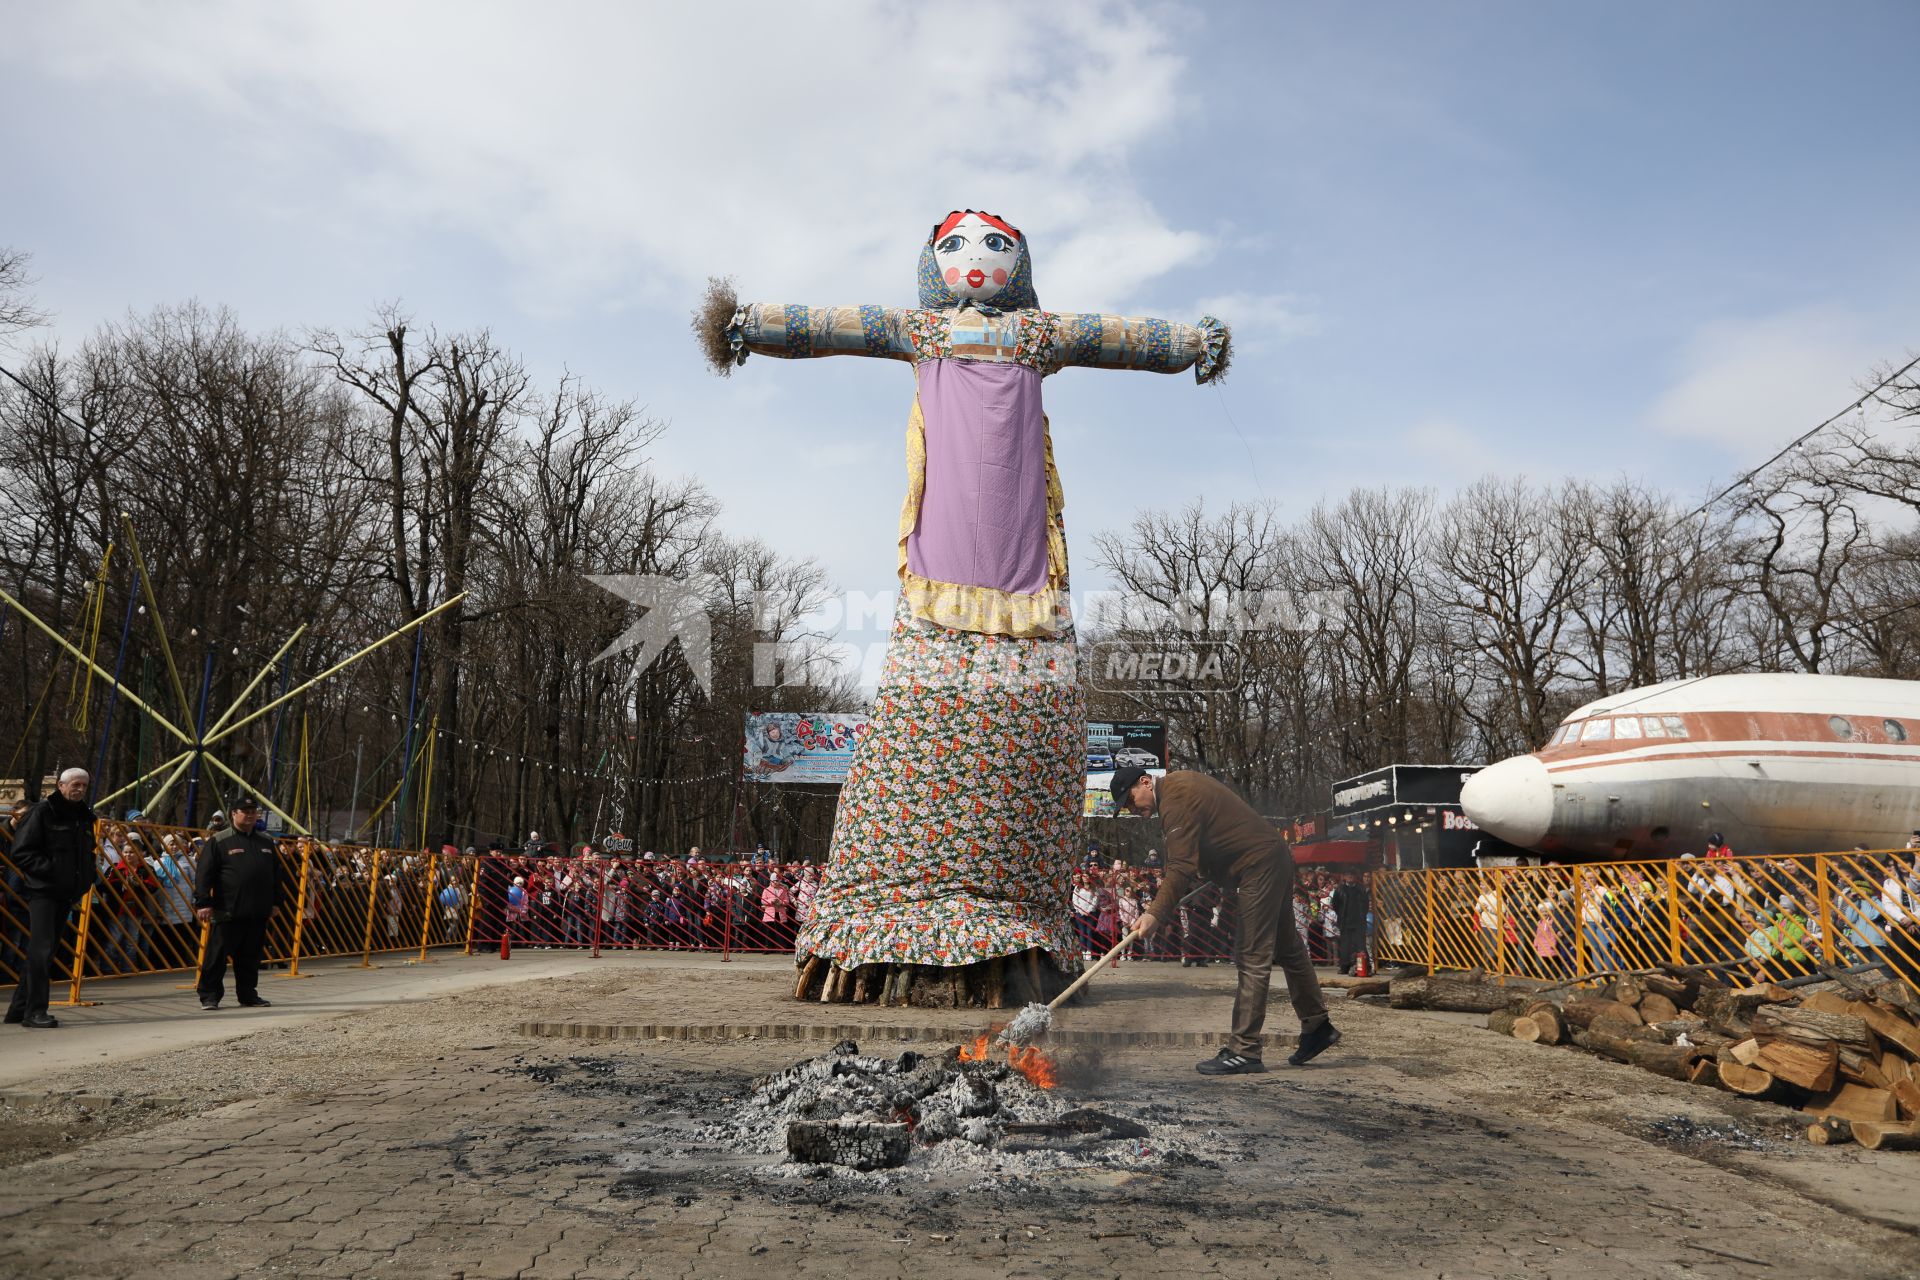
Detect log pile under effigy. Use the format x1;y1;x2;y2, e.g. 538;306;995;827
792;949;1080;1008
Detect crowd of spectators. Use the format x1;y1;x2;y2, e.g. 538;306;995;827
9;806;1915;993
1439;837;1920;986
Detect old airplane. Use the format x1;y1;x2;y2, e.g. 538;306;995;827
1459;672;1920;858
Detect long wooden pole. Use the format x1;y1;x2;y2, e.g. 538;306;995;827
92;749;194;812
205;593;465;746
119;513;196;726
202;752;310;837
0;583;192;744
205;624;307;738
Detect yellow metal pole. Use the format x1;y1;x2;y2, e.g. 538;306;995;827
176;918;211;991
1815;853;1836;966
1423;872;1436;972
202;753;309;838
63;890;98;1006
464;856;482;956
207;593;467;746
416;716;438;852
1494;868;1508;983
0;583;192;744
282;842;314;980
66;545;114;726
359;851;383;968
1665;859;1682;966
351;735;431;838
1573;865;1589;981
119;513;197;726
92;748;194;813
203;625;307;738
415;853;439;964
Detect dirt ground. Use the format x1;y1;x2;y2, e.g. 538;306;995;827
2;952;1919;1279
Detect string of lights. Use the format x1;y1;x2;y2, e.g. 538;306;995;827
1688;351;1920;518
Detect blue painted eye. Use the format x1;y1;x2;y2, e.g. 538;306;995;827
936;235;964;253
984;233;1015;253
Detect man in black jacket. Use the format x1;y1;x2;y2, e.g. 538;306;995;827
6;769;100;1029
1331;874;1371;974
192;795;281;1011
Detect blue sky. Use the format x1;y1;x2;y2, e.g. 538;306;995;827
6;1;1917;663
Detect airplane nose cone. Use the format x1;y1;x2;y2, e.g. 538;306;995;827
1461;756;1552;848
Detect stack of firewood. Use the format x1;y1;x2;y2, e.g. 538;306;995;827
1388;966;1920;1150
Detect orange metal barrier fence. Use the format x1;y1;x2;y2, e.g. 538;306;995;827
1;819;479;1004
1370;850;1920;991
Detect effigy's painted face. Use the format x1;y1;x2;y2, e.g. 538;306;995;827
933;213;1022;301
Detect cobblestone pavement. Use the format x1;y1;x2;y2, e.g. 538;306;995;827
3;954;1919;1278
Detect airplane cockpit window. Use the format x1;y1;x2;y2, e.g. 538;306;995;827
1642;716;1668;738
1828;715;1856;741
1546;724;1572;746
1884;719;1908;743
1613;717;1642;739
1581;719;1614;742
1661;716;1689;738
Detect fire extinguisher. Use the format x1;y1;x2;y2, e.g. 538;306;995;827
1354;949;1371;978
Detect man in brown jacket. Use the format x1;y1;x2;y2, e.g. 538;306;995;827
1113;767;1338;1074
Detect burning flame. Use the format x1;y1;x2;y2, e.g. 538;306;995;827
960;1033;1059;1090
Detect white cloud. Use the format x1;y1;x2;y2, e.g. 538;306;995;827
1647;309;1889;451
8;1;1211;316
1188;291;1320;352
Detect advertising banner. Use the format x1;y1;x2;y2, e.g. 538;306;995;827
1084;720;1167;817
744;712;871;784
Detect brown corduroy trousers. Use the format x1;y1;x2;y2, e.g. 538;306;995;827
1230;849;1330;1055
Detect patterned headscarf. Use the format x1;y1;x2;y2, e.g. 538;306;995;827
917;209;1039;313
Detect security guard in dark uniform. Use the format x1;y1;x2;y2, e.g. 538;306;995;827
192;794;281;1010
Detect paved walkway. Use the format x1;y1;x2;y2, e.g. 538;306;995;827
3;956;1919;1278
0;949;759;1089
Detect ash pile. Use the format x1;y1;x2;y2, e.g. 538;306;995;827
700;1038;1198;1181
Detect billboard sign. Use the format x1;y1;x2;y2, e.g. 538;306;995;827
744;712;870;784
1085;720;1167;817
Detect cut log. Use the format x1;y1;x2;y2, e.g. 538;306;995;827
794;955;827;1001
1688;1058;1723;1089
1561;998;1643;1030
1893;1079;1920;1120
1520;1001;1567;1045
1751;1005;1874;1054
1694;986;1767;1035
1858;1001;1920;1061
1734;981;1799;1004
1799;990;1861;1016
1643;973;1700;1009
1806;1116;1853;1145
1605;975;1647;1007
1729;1037;1762;1066
1804;1083;1899;1123
1487;1010;1523;1036
984;955;1005;1011
1510;1015;1543;1042
1840;1049;1891;1090
1388;975;1515;1014
1346;978;1391;999
1637;993;1680;1023
1574;1028;1700;1081
1757;1040;1839;1093
1717;1060;1792;1101
1592;1014;1663;1042
1883;1055;1913;1086
1851;1120;1920;1152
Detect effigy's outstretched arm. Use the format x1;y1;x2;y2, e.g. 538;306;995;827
1050;311;1232;384
694;277;913;376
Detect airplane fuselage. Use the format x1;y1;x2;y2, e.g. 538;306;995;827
1459;674;1920;858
